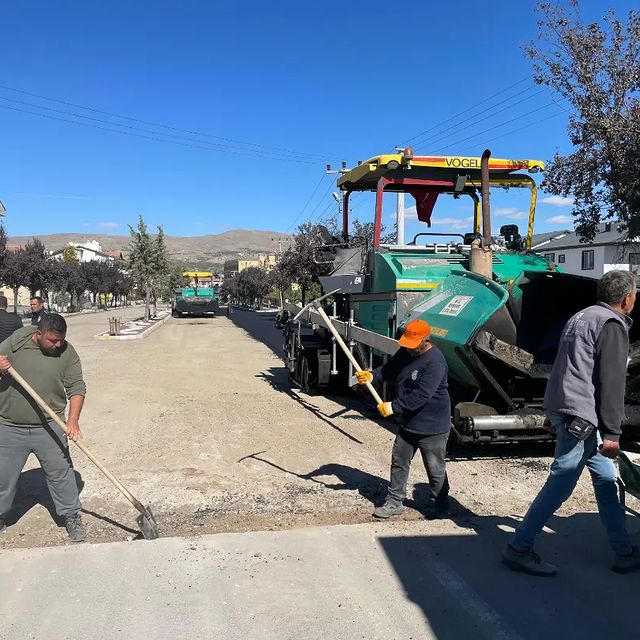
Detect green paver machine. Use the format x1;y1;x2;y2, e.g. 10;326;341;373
172;271;219;317
284;149;640;443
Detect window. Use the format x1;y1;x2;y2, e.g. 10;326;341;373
581;249;594;270
629;253;640;274
558;254;565;263
544;253;555;262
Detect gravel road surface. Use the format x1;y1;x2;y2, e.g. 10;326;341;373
0;307;637;551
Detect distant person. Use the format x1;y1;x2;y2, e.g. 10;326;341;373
30;296;48;326
0;296;23;343
356;319;451;519
503;270;640;576
0;313;87;542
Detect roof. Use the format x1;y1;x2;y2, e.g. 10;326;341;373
531;230;571;249
535;223;631;252
337;153;544;191
49;245;117;260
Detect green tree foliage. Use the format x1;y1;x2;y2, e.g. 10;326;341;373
525;3;640;240
22;239;51;297
222;267;271;308
127;216;171;320
2;248;27;312
276;223;332;305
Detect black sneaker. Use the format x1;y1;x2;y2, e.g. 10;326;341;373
612;546;640;574
64;514;87;542
502;544;557;576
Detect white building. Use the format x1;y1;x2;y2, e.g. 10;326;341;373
532;223;640;278
49;240;122;263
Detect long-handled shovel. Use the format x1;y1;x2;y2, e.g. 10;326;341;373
294;291;383;405
7;366;160;540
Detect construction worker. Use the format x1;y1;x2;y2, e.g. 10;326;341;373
356;319;451;519
503;270;640;575
0;313;87;542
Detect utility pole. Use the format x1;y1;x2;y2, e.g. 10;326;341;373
396;192;405;245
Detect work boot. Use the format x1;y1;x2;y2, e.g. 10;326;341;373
501;544;557;576
373;499;405;519
64;514;87;543
611;546;640;574
424;500;450;520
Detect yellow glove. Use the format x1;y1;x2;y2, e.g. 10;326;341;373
377;402;394;417
355;370;373;385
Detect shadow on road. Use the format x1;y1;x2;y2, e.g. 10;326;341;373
379;509;640;640
227;307;282;356
237;452;388;505
6;467;137;535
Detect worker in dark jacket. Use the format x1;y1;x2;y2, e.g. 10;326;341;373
356;319;451;519
0;296;23;343
30;296;48;326
503;270;640;576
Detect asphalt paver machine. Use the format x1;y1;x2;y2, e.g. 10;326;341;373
284;149;640;444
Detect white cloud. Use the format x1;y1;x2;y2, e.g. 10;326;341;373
431;216;474;230
540;195;574;208
547;215;573;224
98;222;119;228
494;207;528;220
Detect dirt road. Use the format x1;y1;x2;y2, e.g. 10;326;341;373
0;307;634;549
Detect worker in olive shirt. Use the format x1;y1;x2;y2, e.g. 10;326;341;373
0;313;87;542
356;319;451;519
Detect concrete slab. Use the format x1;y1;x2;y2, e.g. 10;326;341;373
1;518;638;640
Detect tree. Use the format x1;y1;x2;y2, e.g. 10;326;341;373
525;3;640;240
127;216;168;321
22;239;52;298
277;223;332;305
237;266;272;308
2;248;26;313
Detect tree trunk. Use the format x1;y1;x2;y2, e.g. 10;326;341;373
12;287;18;314
145;286;151;321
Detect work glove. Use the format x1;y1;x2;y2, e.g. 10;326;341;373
377;402;394;417
355;370;373;385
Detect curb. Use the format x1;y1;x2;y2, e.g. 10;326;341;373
95;311;172;341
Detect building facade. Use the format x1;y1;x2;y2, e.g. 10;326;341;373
532;223;640;279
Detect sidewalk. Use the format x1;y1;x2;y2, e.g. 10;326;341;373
1;517;638;640
95;309;172;340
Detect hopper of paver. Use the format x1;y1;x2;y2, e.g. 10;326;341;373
403;269;640;440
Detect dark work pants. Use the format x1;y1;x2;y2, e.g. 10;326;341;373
0;423;81;518
388;428;450;508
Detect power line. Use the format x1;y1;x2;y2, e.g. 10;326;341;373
432;102;559;153
410;88;547;150
286;172;329;231
0;103;323;164
0;83;330;161
0;94;320;162
400;76;535;146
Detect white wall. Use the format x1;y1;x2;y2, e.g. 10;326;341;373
539;245;605;278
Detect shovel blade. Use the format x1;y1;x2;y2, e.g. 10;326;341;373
136;506;160;540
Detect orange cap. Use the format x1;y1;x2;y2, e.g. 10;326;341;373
398;319;430;349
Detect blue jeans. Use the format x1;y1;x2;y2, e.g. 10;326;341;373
511;411;631;556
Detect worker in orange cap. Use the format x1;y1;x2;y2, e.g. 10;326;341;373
356;319;451;519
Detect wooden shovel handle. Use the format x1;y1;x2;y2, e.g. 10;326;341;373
312;306;384;405
7;366;147;514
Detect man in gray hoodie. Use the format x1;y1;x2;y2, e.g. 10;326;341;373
503;270;639;575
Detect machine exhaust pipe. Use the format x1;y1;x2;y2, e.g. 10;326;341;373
465;414;549;432
470;149;493;278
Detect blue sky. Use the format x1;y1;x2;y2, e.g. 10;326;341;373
0;1;631;239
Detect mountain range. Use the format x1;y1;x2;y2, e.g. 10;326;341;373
8;230;291;268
